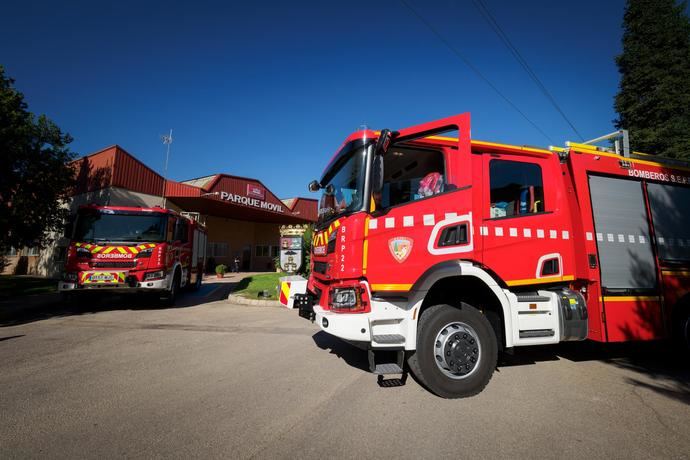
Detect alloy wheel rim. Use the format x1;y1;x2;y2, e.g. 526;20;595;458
433;321;481;379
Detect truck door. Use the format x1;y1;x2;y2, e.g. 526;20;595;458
481;154;574;288
588;175;662;341
363;114;474;293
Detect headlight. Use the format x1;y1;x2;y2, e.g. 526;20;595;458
76;247;90;258
329;285;369;313
136;248;153;258
144;270;165;280
330;287;361;311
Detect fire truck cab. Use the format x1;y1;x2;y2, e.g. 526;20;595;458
59;205;207;305
292;113;690;398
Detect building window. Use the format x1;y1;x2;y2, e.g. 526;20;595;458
489;160;545;218
1;247;18;256
271;245;279;258
255;245;271;257
26;247;40;256
208;242;229;257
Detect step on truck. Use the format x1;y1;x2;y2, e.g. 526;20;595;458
59;205;207;305
282;113;690;398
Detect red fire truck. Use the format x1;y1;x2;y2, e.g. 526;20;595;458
59;205;207;305
288;113;690;398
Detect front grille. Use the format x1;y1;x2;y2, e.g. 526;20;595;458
313;261;328;275
92;261;137;269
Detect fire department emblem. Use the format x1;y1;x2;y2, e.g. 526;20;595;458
388;237;413;263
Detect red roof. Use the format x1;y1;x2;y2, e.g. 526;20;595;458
71;146;316;224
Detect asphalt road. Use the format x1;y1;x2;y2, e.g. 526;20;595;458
1;291;689;459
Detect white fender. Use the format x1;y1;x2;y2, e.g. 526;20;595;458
403;261;515;350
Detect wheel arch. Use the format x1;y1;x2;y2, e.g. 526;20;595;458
407;261;514;350
169;262;183;289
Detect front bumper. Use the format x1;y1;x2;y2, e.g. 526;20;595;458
314;305;372;343
58;273;171;293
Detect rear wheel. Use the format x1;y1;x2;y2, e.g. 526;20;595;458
673;307;690;356
190;271;202;291
408;303;497;398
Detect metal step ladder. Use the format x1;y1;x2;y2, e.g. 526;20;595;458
368;348;408;387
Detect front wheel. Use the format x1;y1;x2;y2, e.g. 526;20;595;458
161;270;180;307
408;303;498;398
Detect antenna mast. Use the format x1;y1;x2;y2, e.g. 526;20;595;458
161;129;173;208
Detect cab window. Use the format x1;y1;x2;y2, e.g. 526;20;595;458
489;160;544;218
174;218;189;242
378;147;445;209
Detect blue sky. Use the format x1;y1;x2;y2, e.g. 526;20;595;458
2;0;634;198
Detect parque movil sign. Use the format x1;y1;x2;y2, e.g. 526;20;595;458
219;191;284;213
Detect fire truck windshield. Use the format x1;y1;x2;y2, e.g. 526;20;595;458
318;143;368;226
73;211;167;243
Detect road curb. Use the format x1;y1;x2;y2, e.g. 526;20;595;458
226;294;281;307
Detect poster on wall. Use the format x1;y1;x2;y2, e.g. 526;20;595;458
280;237;303;273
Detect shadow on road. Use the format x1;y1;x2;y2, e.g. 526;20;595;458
312;331;370;372
501;340;690;405
0;281;237;328
315;332;690;404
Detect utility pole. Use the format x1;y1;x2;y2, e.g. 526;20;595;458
161;129;173;208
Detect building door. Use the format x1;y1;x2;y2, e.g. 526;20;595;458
242;245;251;271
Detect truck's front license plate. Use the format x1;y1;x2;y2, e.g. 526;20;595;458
83;272;126;284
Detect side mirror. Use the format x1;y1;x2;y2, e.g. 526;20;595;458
375;129;393;155
372;154;384;194
308;180;320;193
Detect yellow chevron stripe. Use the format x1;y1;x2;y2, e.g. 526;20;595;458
102;247;115;254
117;247;127;254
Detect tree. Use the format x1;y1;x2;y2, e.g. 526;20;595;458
300;225;313;276
0;65;76;252
614;0;690;159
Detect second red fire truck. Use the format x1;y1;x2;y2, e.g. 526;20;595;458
59;205;207;305
285;113;690;398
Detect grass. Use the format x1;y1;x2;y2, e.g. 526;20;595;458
0;275;57;299
232;272;283;300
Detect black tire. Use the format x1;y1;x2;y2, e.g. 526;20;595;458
190;271;202;291
407;303;498;398
673;306;690;356
162;270;180;307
